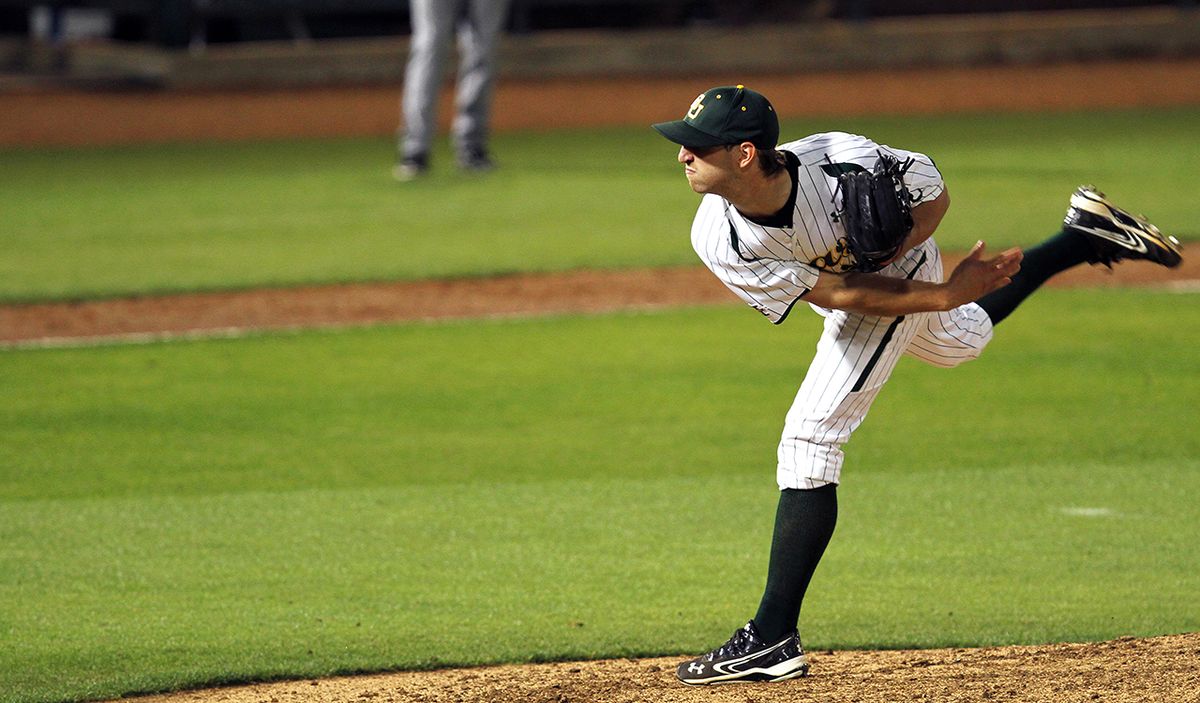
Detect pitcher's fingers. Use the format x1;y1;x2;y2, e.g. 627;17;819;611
1000;248;1024;266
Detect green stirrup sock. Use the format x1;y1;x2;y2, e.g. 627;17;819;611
976;229;1092;325
753;484;838;644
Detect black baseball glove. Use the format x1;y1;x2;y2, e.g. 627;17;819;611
831;152;916;272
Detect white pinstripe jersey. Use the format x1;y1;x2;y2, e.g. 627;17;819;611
691;131;945;324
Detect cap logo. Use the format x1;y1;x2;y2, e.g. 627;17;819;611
686;93;706;121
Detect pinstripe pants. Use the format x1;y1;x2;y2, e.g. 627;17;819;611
777;240;995;489
400;0;511;158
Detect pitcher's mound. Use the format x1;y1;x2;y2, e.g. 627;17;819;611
127;632;1200;703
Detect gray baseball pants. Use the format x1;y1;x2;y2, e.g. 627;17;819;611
400;0;511;159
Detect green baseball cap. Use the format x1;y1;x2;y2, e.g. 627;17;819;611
652;85;779;149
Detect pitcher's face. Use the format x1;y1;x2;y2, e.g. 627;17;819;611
677;144;737;195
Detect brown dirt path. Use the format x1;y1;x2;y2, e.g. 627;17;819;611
4;58;1200;147
3;256;1197;346
123;633;1200;703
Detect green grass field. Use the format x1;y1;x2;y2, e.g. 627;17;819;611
2;290;1198;703
2;107;1198;302
2;108;1199;703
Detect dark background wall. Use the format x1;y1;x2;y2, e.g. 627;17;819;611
0;0;1193;47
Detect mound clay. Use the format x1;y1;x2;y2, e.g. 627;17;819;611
127;633;1200;703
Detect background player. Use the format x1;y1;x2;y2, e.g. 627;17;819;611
652;85;1182;685
394;0;512;180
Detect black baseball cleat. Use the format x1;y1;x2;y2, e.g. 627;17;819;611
1063;185;1183;268
675;621;809;685
457;147;495;174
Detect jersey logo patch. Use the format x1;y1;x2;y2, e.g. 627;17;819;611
809;237;858;273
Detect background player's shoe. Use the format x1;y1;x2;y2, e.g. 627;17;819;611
457;147;495;174
675;621;809;685
393;154;428;182
1063;186;1182;268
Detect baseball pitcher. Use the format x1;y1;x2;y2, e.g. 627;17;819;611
652;85;1182;685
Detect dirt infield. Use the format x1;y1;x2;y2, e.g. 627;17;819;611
3;256;1198;346
124;633;1200;703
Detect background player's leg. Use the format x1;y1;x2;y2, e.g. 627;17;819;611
452;0;511;168
974;229;1092;325
400;0;459;164
754;484;838;643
